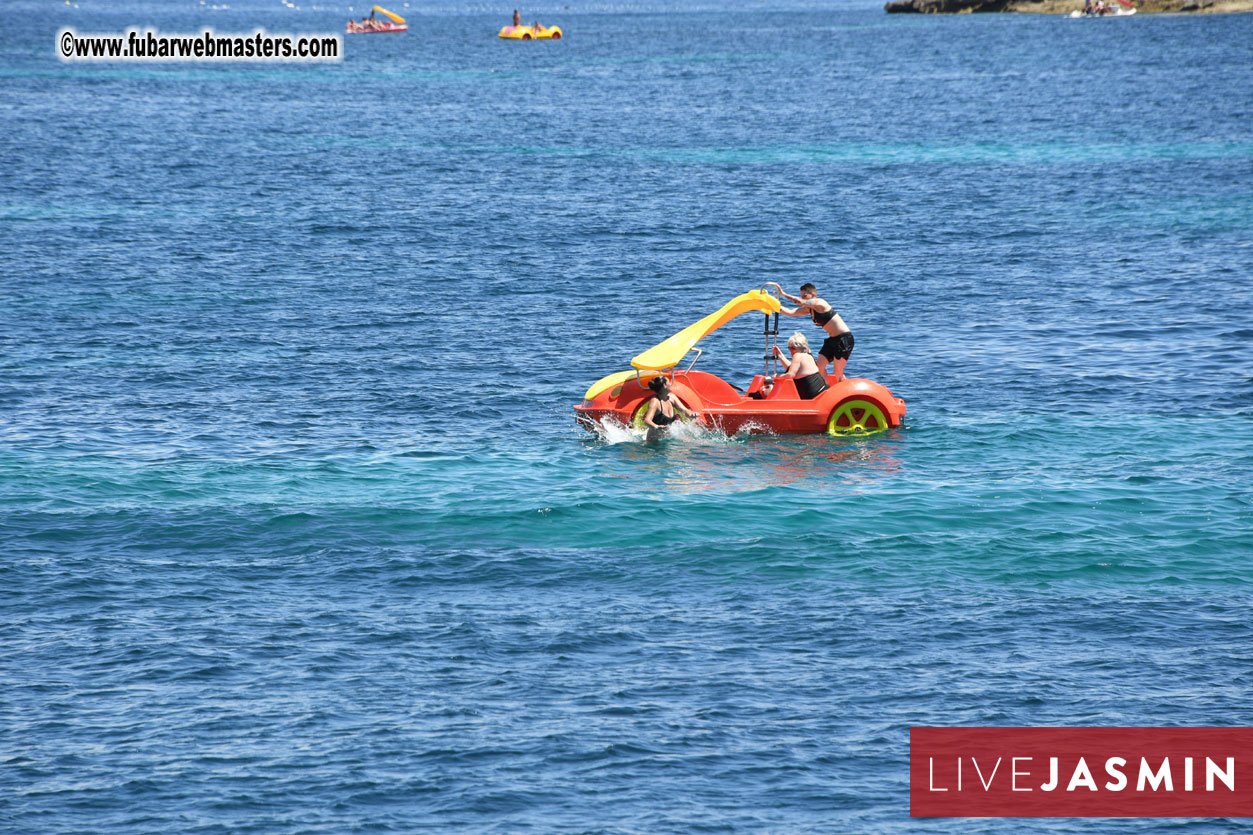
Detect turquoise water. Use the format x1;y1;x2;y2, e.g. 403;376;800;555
3;1;1252;831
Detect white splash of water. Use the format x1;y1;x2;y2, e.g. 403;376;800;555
590;417;644;445
588;416;742;447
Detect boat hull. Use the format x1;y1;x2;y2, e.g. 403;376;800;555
498;25;562;39
346;24;408;33
574;370;905;436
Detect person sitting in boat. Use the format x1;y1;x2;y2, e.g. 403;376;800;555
642;376;698;436
765;281;854;383
764;333;830;400
533;20;544;32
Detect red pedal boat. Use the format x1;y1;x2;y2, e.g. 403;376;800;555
574;290;906;436
346;5;408;33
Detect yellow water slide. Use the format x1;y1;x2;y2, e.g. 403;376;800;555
581;290;781;401
373;5;405;23
630;289;781;371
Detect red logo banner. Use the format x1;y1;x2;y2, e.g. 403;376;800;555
910;727;1253;817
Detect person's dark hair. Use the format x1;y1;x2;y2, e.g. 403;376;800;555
800;283;817;294
648;376;669;393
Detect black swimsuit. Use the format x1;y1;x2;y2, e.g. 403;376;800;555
820;331;854;361
811;307;854;360
651;397;676;426
795;372;829;400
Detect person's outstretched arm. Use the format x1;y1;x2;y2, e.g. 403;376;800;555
764;282;804;305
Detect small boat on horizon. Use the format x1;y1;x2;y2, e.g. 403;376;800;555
347;5;408;33
498;23;562;40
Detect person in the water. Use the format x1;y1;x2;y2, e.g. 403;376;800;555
642;376;697;437
763;333;829;400
765;281;854;382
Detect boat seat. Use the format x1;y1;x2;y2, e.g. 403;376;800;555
766;377;798;400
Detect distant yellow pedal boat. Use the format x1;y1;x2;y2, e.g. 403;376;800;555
498;24;562;40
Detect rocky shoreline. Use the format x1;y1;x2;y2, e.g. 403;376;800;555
884;0;1253;13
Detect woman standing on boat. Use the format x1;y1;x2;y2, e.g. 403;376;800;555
765;281;854;382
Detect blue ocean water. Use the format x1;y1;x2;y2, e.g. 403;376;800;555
2;0;1252;831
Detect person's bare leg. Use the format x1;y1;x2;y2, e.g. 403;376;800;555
820;354;847;383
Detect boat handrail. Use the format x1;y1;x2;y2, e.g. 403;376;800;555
633;347;701;388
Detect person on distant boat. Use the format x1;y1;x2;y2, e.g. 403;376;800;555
1082;0;1093;13
533;19;544;31
642;376;698;437
762;333;830;401
513;8;522;26
765;281;854;383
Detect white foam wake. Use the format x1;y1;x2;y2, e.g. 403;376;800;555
588;417;744;447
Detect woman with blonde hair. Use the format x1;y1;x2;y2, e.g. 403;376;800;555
768;332;830;400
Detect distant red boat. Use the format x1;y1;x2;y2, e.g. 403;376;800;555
347;5;407;33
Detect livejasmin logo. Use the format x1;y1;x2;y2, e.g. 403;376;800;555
928;754;1235;793
910;727;1253;817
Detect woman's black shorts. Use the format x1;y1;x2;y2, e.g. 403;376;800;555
820;331;854;361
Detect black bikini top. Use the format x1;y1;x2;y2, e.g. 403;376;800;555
652;396;676;426
811;306;835;326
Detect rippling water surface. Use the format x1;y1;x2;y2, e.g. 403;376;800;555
3;0;1252;831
